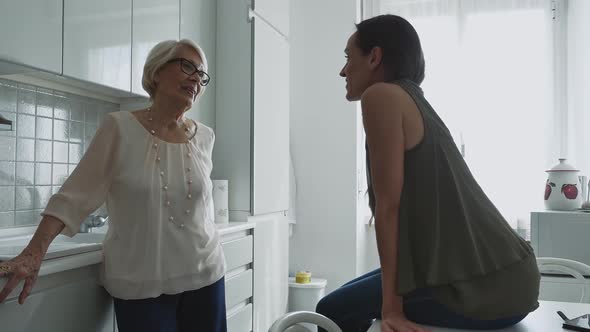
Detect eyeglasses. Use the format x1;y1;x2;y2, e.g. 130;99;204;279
166;58;211;86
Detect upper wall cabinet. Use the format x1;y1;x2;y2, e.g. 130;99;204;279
0;0;62;74
253;0;289;37
63;0;132;92
181;0;217;127
131;0;180;96
252;18;289;215
214;0;290;218
213;0;253;217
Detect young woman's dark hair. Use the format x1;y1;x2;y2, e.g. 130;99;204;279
355;14;426;85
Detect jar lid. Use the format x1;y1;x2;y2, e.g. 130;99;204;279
546;158;579;172
288;277;327;288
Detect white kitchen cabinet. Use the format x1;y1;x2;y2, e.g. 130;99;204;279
252;19;290;215
220;223;256;332
214;0;290;218
131;0;180;96
214;0;253;218
221;220;288;332
539;275;588;303
253;0;290;37
531;211;590;303
0;264;114;332
530;211;590;266
0;0;62;74
63;0;132;92
181;0;217;127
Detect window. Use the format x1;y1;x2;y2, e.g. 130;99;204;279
359;0;565;231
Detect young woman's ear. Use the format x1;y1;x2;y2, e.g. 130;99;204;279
368;46;383;70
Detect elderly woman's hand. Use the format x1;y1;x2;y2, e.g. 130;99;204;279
0;216;65;305
0;247;44;304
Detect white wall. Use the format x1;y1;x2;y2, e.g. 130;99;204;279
289;0;369;293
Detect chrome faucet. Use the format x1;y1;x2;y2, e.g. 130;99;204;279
79;215;108;233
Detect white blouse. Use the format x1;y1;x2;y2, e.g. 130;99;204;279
42;111;226;299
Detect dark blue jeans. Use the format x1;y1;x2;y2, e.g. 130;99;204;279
316;269;527;332
114;277;227;332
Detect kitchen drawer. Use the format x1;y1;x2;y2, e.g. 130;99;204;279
222;235;253;271
225;269;253;309
227;303;253;332
540;276;589;303
531;211;590;267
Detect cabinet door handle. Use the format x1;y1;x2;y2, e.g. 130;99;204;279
247;4;254;23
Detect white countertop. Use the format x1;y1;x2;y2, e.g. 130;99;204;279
1;222;255;289
216;221;255;236
368;301;590;332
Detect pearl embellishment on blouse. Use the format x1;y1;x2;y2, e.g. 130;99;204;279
146;107;197;229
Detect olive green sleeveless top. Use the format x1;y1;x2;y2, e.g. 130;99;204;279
366;79;540;320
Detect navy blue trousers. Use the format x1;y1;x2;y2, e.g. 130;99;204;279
316;269;527;332
114;277;227;332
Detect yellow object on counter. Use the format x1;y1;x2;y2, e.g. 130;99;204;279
295;271;311;284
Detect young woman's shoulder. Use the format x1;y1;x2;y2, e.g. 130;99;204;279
362;82;412;102
360;82;413;116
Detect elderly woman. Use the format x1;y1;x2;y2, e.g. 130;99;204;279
0;39;227;332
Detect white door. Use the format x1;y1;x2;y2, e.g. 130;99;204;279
252;0;289;37
63;0;132;91
252;18;290;215
132;0;180;96
0;0;62;74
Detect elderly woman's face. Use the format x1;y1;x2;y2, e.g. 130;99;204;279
154;45;206;106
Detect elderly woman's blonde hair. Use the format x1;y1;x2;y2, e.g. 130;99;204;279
142;39;208;99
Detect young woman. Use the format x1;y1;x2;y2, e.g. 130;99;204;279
316;15;540;332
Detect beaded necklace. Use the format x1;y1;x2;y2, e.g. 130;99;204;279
147;108;197;228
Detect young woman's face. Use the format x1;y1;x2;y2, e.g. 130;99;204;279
340;33;374;101
154;45;206;107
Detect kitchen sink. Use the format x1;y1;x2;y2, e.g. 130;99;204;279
0;233;105;261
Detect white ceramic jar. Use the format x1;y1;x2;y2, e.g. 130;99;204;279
544;158;582;211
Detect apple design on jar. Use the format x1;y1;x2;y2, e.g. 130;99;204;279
545;181;556;200
561;183;578;200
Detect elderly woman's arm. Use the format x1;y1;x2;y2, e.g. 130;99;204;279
0;113;121;305
43;113;120;236
0;216;65;304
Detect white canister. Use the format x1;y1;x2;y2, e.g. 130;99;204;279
212;179;229;224
544;158;583;211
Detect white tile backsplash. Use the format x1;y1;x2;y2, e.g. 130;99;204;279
0;137;16;161
0;187;15;211
16;162;34;186
0;83;17;113
17;86;36;115
53;141;68;163
0;161;15;186
0;78;118;228
36;116;53;140
35;140;53;162
17;114;36;138
53;119;69;141
17;138;35;162
15;186;35;210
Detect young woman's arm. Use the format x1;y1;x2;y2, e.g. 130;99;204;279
362;83;427;332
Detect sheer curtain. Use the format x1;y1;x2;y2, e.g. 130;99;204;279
567;0;590;185
361;0;557;230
